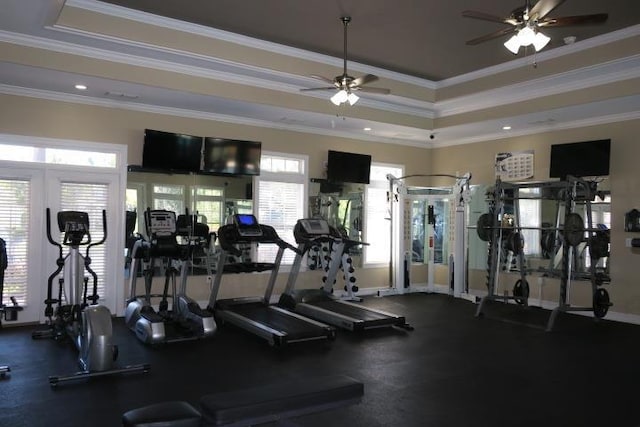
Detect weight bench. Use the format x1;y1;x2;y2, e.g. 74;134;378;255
122;374;363;427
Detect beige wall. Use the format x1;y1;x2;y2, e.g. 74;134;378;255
0;94;432;304
3;93;639;318
431;119;640;317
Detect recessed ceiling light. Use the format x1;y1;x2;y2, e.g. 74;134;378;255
502;126;512;130
363;127;372;131
75;84;87;90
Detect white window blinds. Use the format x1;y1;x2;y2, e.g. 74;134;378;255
60;182;108;302
256;153;306;264
0;179;30;305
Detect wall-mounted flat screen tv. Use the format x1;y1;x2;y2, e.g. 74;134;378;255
549;139;611;179
202;138;261;176
326;150;372;184
142;129;203;172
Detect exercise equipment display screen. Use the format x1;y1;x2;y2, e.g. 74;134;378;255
235;214;262;236
299;219;330;235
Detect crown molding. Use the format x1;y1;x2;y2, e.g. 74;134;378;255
1;29;432;119
438;24;640;88
65;0;437;90
0;84;431;149
430;110;640;149
436;54;640;117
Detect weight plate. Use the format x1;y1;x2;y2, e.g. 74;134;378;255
476;213;493;242
564;213;585;246
513;279;529;305
593;288;611;319
507;232;524;255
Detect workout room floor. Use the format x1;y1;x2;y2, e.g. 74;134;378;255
1;293;639;427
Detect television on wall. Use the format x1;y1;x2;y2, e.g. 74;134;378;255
549;139;611;179
202;137;261;176
142;129;203;172
326;150;372;184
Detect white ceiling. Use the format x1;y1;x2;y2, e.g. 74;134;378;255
0;0;639;148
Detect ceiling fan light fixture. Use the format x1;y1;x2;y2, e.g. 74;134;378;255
504;34;521;54
517;26;536;46
347;92;359;105
330;89;349;105
532;31;551;51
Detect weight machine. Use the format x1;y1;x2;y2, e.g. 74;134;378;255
0;237;22;378
32;209;149;386
384;173;472;298
474;177;612;331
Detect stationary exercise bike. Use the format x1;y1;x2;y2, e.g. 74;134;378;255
32;208;149;386
0;237;22;378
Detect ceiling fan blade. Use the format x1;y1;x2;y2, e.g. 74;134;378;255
466;27;517;45
529;0;567;21
309;74;337;85
538;13;608;27
356;86;391;95
350;74;379;88
300;87;337;92
462;10;512;24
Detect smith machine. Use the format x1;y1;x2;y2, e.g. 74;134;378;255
474;176;611;331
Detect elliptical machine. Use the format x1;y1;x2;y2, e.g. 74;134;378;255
0;237;22;378
124;209;216;344
32;208;149;386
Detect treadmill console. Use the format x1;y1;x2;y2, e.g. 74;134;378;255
299;218;331;236
234;214;263;237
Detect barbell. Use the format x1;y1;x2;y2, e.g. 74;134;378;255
475;212;606;248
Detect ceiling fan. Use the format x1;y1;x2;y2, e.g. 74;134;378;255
300;16;390;106
462;0;608;54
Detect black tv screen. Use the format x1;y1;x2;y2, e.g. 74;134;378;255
142;129;202;172
202;138;261;176
549;139;611;179
326;150;371;184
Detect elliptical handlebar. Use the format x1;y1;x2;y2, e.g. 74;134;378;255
86;210;107;257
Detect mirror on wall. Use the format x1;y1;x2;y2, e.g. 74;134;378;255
308;180;365;266
467;181;611;287
405;187;453;266
125;169;254;275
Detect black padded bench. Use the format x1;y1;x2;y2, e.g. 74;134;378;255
122;375;363;427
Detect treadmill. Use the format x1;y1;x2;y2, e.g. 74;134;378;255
278;218;412;332
207;214;336;347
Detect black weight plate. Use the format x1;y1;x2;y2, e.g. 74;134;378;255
513;279;529;305
593;287;610;319
476;213;493;242
564;213;585;246
508;232;524;255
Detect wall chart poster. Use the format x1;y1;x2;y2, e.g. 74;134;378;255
495;150;534;181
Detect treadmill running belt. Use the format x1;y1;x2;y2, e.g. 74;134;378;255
309;300;403;326
229;302;329;341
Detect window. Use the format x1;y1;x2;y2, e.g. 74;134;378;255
192;186;224;232
152;184;185;214
60;182;109;302
256;153;307;264
0;179;30;306
0;143;117;168
365;164;403;264
518;187;541;256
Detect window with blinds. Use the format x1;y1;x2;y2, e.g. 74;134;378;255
365;164;402;264
518;187;541;256
192;186;224;232
0;179;30;306
256;153;306;264
60;182;108;302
